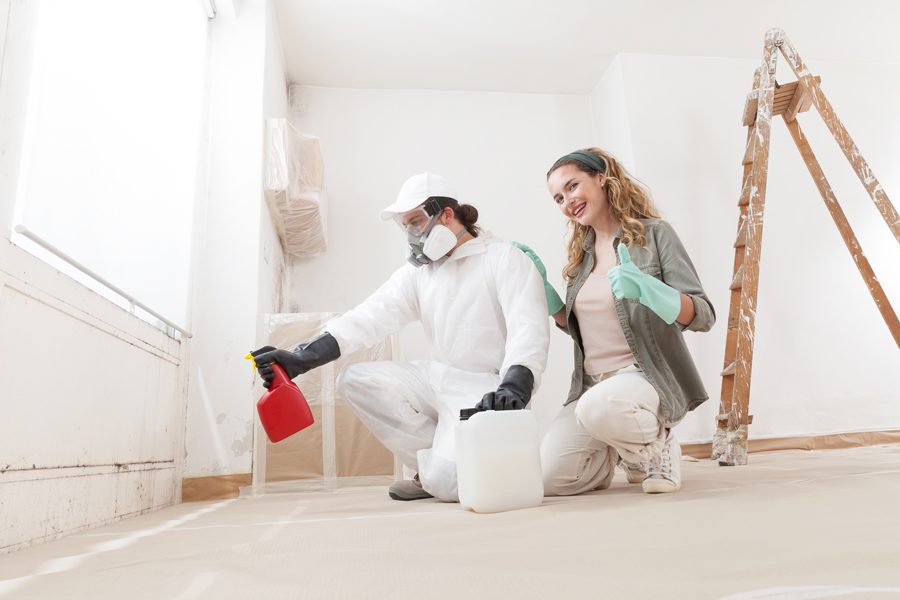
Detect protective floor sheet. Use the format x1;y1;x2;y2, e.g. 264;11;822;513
2;446;900;600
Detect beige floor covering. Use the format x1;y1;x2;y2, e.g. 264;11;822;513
2;445;900;600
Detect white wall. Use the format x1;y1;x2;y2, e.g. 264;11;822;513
286;86;593;436
183;0;289;478
250;0;291;478
0;245;184;554
588;56;635;173
0;0;186;553
593;53;900;442
258;0;289;317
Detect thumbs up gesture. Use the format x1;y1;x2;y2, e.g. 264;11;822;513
607;243;644;300
607;243;682;325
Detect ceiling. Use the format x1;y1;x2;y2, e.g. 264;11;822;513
273;0;900;95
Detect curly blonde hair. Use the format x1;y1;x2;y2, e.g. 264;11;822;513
547;148;661;284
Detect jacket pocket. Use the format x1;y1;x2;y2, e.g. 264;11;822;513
639;263;661;279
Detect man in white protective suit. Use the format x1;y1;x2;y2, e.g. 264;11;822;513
251;173;550;502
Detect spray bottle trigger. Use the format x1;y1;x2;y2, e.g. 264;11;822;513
245;353;257;371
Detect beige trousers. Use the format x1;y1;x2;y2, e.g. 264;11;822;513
541;365;667;496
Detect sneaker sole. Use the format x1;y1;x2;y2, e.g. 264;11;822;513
388;489;433;501
642;479;681;494
625;472;645;484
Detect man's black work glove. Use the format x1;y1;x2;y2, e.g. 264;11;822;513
474;365;534;411
250;332;341;389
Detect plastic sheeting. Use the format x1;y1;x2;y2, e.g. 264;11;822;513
263;119;328;257
242;313;399;497
18;446;900;599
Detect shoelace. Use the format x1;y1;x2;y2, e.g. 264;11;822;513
647;447;674;481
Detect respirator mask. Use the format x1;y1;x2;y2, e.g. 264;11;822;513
394;198;466;268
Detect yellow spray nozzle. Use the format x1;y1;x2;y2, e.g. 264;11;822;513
245;353;257;371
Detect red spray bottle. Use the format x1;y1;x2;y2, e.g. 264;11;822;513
247;354;315;443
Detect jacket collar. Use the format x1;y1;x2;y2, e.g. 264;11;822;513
444;229;500;262
582;227;596;251
582;225;625;252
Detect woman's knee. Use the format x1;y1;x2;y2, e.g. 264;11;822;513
542;460;614;497
573;393;620;440
542;464;581;497
540;448;611;497
575;393;659;446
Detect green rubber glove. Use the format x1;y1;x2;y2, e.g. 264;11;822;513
607;243;681;325
510;241;565;315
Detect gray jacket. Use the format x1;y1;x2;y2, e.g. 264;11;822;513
559;219;715;423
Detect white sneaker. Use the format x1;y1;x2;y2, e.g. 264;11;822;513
642;430;682;494
617;456;648;484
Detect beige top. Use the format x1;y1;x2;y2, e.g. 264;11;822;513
572;242;635;377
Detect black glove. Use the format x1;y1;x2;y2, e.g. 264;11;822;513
250;332;341;389
474;365;534;411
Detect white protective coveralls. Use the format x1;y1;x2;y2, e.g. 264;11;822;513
326;230;550;502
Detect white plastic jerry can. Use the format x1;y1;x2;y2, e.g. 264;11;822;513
455;408;544;513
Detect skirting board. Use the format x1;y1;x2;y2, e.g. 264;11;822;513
182;429;900;501
681;429;900;459
182;473;252;502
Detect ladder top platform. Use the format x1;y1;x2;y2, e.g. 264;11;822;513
742;76;821;126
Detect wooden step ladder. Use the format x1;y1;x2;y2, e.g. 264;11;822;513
712;28;900;466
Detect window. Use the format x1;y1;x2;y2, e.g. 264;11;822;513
13;0;209;336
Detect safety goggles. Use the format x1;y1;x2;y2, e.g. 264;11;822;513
392;199;444;236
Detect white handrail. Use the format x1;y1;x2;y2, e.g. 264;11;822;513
13;224;193;338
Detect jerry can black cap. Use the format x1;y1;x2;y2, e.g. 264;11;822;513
459;408;480;421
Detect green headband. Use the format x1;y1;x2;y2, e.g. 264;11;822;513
554;150;606;174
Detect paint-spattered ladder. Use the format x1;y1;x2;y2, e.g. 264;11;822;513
713;29;900;466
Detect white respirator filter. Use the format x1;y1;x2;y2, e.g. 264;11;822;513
422;224;465;260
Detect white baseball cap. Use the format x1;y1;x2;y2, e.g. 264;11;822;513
380;173;458;220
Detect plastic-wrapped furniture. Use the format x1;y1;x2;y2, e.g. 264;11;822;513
244;313;400;497
263;119;327;257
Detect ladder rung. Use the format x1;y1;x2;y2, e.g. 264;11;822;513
739;177;752;206
720;362;736;377
742;126;755;165
742;90;758;126
734;218;748;248
730;263;744;290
